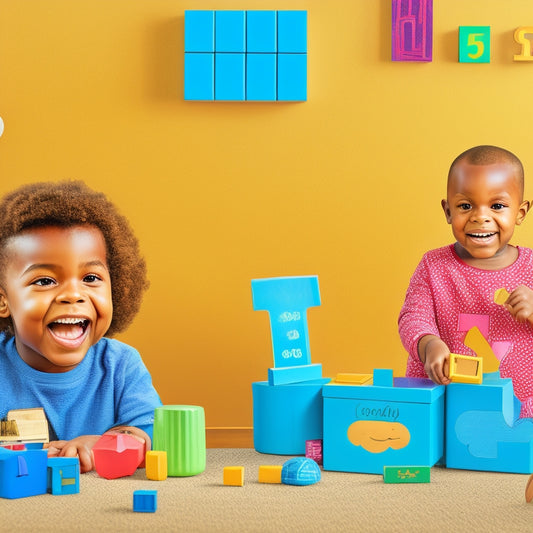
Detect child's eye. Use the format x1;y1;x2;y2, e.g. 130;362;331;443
492;203;506;210
458;203;471;211
32;277;55;287
83;274;101;283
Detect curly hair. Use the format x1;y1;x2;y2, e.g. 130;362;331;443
0;180;149;337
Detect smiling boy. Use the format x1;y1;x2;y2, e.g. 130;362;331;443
399;146;533;417
0;181;161;471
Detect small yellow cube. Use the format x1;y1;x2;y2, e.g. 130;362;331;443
146;451;167;481
223;466;244;486
258;465;282;484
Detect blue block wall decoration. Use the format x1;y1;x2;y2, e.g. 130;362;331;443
184;10;307;101
446;376;533;473
322;371;445;474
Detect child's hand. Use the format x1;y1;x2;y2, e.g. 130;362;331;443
418;335;451;385
503;285;533;324
45;435;101;473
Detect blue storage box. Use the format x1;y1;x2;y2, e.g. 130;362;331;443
253;378;330;455
322;372;445;474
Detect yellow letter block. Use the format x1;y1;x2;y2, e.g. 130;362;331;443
223;466;244;486
146;450;168;481
258;465;282;484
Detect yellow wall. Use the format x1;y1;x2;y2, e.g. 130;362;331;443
2;1;533;427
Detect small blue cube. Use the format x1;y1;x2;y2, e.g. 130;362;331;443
133;490;157;513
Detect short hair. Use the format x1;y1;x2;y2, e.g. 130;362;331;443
0;180;148;337
448;145;524;195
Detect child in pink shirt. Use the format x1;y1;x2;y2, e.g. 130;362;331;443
399;145;533;417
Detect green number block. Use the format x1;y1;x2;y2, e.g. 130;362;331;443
383;466;431;483
459;26;490;63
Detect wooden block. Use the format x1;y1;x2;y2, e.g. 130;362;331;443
258;465;282;484
223;466;244;486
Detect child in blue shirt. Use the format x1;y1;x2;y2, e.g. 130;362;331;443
0;181;161;472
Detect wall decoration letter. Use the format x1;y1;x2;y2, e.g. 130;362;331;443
392;0;433;62
514;27;533;61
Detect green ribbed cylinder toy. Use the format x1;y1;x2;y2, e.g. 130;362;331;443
152;405;206;477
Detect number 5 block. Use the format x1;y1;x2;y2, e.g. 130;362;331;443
459;26;490;63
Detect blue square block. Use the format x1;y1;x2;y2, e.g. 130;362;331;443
247;11;277;53
446;376;533;473
215;11;246;52
277;54;307;102
322;372;445;474
184;10;215;53
247;53;276;101
215;53;245;101
0;449;48;499
184;53;214;101
47;457;79;495
278;11;307;53
133;490;157;513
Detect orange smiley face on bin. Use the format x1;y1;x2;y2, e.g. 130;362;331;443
347;420;411;453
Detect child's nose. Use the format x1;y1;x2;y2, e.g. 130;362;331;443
470;206;491;223
56;280;85;304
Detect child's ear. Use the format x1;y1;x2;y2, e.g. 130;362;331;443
516;200;531;226
441;199;452;224
0;290;10;318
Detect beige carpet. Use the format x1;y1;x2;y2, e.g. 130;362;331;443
2;448;533;532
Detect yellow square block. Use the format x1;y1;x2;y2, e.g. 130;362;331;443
449;353;483;384
258;465;282;484
146;451;167;481
223;466;244;486
334;373;372;385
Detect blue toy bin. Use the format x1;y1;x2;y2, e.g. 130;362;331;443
252;378;330;455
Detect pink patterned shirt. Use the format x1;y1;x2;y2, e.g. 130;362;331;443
399;244;533;418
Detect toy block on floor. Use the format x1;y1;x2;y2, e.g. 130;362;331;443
446;375;533;473
251;276;320;373
92;433;145;480
392;0;433;62
281;457;321;486
223;466;244;486
152;405;206;477
0;448;48;499
305;439;323;465
383;465;431;483
47;457;79;495
146;450;167;481
258;465;282;484
133;490;157;513
323;370;444;474
448;353;483;384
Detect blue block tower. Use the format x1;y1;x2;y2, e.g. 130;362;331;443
184;10;307;101
251;275;329;454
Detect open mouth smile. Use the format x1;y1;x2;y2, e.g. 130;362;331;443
47;317;90;346
466;232;497;240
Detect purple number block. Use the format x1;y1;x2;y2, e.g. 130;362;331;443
392;0;433;62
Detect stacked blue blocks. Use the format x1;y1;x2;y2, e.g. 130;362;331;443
252;276;328;455
184;10;307;101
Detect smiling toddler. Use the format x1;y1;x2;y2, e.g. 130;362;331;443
0;181;161;471
399;145;533;418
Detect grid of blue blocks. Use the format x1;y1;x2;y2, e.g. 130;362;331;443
184;10;307;102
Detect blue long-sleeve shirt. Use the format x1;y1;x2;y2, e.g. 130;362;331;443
0;334;162;441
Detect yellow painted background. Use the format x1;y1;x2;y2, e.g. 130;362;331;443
2;1;533;428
